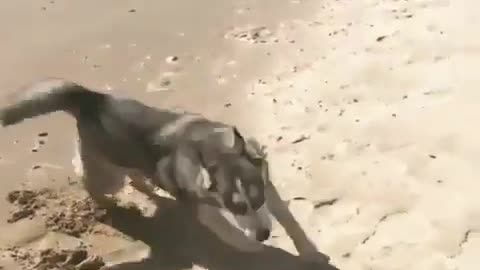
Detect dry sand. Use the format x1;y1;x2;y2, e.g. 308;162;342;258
0;0;479;269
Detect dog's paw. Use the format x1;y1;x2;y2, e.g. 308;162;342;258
74;255;105;270
300;251;331;266
296;240;330;265
245;138;267;158
0;110;5;126
0;111;14;127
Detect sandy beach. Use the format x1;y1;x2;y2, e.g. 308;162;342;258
0;0;479;269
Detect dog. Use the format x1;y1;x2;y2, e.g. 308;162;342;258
0;78;329;263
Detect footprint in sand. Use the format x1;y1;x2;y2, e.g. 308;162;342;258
131;55;153;73
81;55;103;71
390;8;413;20
146;71;177;93
224;26;278;44
41;0;55;11
235;6;251;15
31;132;48;153
98;44;112;50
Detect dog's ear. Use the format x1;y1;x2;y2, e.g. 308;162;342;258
242;137;271;185
244;137;267;160
228;127;268;170
215;126;245;151
231;128;272;186
220;126;237;148
197;166;217;191
200;126;242;167
227;126;267;157
173;144;216;197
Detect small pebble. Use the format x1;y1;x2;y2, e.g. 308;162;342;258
166;56;179;63
291;135;310;144
376;35;387;42
160;78;171;87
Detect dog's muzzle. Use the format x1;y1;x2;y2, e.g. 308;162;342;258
242;227;271;242
219;203;273;242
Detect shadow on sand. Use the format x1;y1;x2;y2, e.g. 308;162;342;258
103;197;339;270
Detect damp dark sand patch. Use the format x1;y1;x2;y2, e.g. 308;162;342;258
4;188;109;269
6;189;107;237
4;247;105;270
45;197;108;237
6;189;56;223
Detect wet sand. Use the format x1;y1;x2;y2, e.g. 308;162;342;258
1;0;479;269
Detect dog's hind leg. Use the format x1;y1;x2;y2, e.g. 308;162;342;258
83;164;123;209
79;143;125;209
128;171;161;201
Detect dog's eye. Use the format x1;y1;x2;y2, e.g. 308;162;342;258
232;192;244;204
234;202;248;215
207;182;217;192
231;193;248;215
248;185;259;198
224;193;248;215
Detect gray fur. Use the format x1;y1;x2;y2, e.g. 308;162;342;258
1;78;331;261
0;78;272;241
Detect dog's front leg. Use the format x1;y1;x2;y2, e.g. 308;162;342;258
153;152;204;203
265;180;323;253
242;139;325;260
262;161;330;263
152;157;185;200
171;144;213;200
79;141;121;209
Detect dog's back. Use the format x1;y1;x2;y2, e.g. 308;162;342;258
0;78;183;132
0;78;191;171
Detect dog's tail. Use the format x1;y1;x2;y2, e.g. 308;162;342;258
0;78;106;126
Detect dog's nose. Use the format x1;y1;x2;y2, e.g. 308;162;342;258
256;229;271;242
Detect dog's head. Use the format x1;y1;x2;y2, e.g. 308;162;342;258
197;126;273;242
